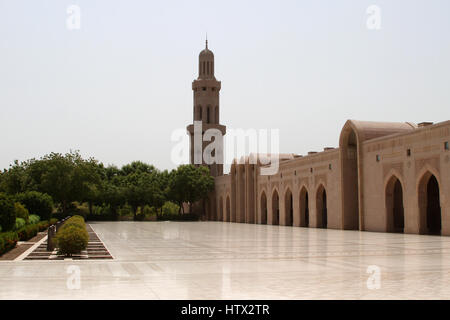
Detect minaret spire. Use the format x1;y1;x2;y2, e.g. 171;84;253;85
206;33;208;49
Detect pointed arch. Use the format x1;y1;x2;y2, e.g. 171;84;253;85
418;171;442;235
260;191;267;224
272;189;280;225
219;196;224;221
299;185;310;227
385;175;404;233
316;184;327;228
215;106;219;124
226;196;231;222
339;123;360;230
284;188;293;226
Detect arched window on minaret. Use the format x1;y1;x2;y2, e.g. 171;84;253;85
215;106;219;123
207;106;210;123
199;106;203;121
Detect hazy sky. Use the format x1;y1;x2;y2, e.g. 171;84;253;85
1;0;449;173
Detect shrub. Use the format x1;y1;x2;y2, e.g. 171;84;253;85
54;216;88;256
0;231;19;255
17;224;39;241
15;217;26;230
135;211;145;221
0;193;16;232
14;203;29;223
60;215;85;231
119;205;133;216
162;202;180;215
16;191;53;221
29;214;40;225
142;205;156;216
38;220;50;232
49;218;58;225
0;236;4;255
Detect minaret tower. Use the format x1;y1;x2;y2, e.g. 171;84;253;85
187;39;226;177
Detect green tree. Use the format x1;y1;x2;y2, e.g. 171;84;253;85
0;160;29;194
24;151;102;213
0;193;16;231
16;191;54;221
167;165;214;214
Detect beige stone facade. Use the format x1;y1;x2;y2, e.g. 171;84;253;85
189;43;450;236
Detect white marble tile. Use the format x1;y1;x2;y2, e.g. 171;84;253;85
1;221;450;299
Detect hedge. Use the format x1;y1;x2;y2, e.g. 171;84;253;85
17;224;39;241
0;232;19;256
54;215;88;256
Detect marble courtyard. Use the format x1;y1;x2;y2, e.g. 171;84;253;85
1;221;450;299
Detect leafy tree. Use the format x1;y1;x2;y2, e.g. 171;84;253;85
99;181;125;217
24;151;102;213
14;203;29;223
0;160;29;194
167;165;214;214
16;191;54;221
0;193;16;231
120;161;156;176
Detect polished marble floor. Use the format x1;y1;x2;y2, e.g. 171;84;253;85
1;221;450;299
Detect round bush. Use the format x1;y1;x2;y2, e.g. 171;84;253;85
16;191;53;221
0;193;16;232
162;201;180;215
14;203;29;223
61;215;85;231
15;218;26;230
55;225;88;256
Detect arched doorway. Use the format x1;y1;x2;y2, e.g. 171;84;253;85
340;127;359;230
219;197;224;221
272;190;279;225
418;173;441;235
260;192;267;224
385;176;404;233
299;187;309;227
284;188;293;226
316;185;327;228
226;196;231;222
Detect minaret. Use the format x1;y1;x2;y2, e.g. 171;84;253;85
187;40;226;177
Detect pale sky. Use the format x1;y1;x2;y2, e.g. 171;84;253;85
1;0;449;172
